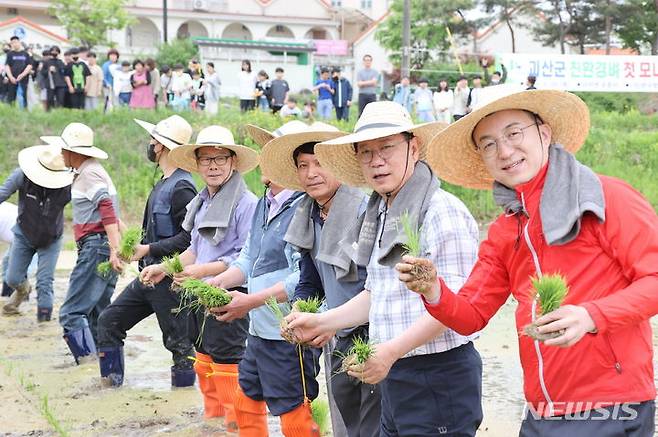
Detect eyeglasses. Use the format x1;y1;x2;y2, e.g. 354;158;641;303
475;123;538;159
196;154;232;167
355;139;409;164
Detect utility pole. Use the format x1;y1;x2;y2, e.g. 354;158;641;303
401;0;410;78
163;0;168;43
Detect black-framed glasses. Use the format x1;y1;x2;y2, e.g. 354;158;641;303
196;154;232;167
355;139;409;164
475;123;538;159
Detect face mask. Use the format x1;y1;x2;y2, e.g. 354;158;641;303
147;143;158;162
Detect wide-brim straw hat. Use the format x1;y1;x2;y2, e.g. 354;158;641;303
168;125;259;174
260;122;347;191
315;101;448;187
18;145;73;189
245;120;310;148
41;122;108;160
134;114;193;150
426;85;590;190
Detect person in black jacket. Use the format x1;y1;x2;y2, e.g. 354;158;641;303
40;46;68;110
0;145;73;321
332;67;353;121
4;36;33;108
96;115;198;388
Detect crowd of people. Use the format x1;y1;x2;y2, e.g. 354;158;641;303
1;77;657;436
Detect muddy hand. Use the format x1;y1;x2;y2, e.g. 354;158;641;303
396;255;439;300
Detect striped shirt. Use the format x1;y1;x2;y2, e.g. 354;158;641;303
365;188;479;358
71;158;119;241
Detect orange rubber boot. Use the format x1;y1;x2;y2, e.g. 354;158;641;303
210;362;239;433
234;385;269;437
193;352;224;418
280;402;321;437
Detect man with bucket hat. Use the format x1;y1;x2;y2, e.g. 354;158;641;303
205;121;319;436
259;121;383;437
140;125;258;431
95;115;198;388
398;85;658;435
0;145;72;320
286;101;484;436
42;123;121;365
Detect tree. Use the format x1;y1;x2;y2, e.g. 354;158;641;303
155;38;200;69
375;0;479;70
482;0;533;53
617;0;658;55
49;0;135;49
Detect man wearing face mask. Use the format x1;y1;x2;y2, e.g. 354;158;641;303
95;115;198;388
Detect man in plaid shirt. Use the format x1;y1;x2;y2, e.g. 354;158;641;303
286;101;483;436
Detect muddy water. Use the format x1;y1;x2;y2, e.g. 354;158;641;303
0;253;656;436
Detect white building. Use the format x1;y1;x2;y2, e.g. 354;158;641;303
0;0;394;95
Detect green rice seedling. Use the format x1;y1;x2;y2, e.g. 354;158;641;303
311;398;331;435
161;253;184;277
340;336;376;374
117;226;143;261
96;261;113;279
179;278;232;309
399;211;421;257
265;296;291;321
293;296;323;313
523;273;570;341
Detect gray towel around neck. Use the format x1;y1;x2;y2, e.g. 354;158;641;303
285;184;367;281
492;144;605;245
181;170;247;246
340;161;439;268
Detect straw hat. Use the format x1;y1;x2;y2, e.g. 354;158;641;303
134;115;193;150
245;120;310;148
40;123;108;160
426;85;590;190
168;125;259;174
259;122;347;191
315;101;448;187
18;145;73;189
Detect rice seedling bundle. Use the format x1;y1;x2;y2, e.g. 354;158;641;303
523;274;569;341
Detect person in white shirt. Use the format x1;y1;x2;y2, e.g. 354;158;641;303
112;61;133;106
238;60;257;112
432;79;453;124
204;62;221;114
170;63;193;111
451;75;470;121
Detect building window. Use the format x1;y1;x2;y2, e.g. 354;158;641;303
332;0;342;6
361;0;371;8
7;8;18;15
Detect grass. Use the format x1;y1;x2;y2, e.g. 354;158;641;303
0;99;656;224
179;278;231;309
398;211;421;257
531;274;569;316
96;261;113;278
40;394;69;437
161;253;184;276
311;399;331;436
117;226;143;261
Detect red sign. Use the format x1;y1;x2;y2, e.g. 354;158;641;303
313;40;348;56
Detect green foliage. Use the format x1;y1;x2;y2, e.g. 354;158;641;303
311;399;331;435
399;211;421;257
117;226;143;261
531;274;569;315
575;92;642;114
161;253;184;277
265;296;292;321
375;0;479;69
96;261;113;279
348;336;375;365
155;38;200;69
617;0;658;55
179;278;232;309
48;0;135;49
293;297;323;314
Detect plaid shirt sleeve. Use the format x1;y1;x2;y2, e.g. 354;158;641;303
421;190;479;293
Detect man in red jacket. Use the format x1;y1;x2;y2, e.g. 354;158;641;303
399;85;658;435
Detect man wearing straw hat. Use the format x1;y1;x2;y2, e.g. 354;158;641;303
398;85;658;434
140;125;257;431
0;145;72;320
286;101;483;436
41;123;121;365
205;122;318;437
95;115;198;388
259;121;383;437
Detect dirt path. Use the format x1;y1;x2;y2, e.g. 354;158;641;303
0;251;656;436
